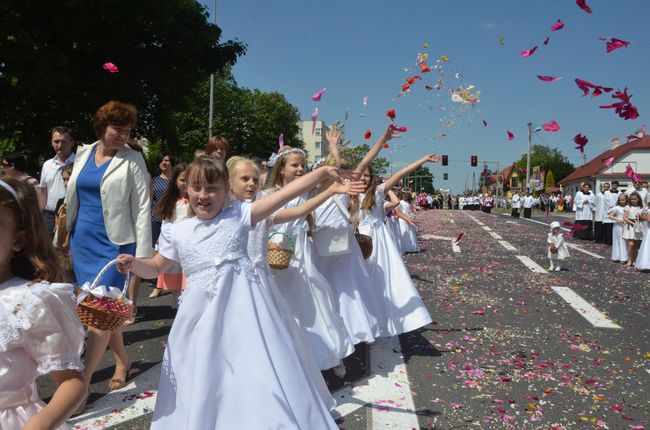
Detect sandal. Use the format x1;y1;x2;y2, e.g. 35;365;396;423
149;288;161;298
123;306;137;326
108;362;132;391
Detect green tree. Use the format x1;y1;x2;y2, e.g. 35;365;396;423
403;166;434;193
174;74;303;162
343;144;389;178
0;0;245;167
516;144;575;183
544;170;556;192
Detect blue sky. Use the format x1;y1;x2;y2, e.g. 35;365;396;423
201;0;649;192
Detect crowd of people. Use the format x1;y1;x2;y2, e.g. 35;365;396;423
0;101;436;429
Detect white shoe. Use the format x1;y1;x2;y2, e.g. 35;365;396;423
333;363;346;378
548;265;554;271
554;266;561;271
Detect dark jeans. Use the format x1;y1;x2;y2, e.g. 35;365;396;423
523;207;532;218
43;210;56;238
511;208;520;218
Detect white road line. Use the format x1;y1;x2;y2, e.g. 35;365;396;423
69;363;161;429
489;231;503;240
420;234;452;241
516;255;548;273
332;337;418;428
499;240;518;252
481;225;492;231
519;216;571;232
566;243;605;259
551;287;622;329
646;369;650;377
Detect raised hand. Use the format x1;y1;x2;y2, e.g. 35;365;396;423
383;125;401;141
331;180;366;196
421;154;441;163
326;128;341;146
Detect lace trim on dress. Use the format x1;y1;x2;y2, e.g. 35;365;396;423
186;258;259;299
36;352;84;375
0;286;42;353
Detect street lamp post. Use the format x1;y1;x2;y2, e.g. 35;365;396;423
208;0;217;138
526;123;541;194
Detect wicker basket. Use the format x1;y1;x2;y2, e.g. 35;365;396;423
76;259;134;331
268;232;295;270
355;232;373;260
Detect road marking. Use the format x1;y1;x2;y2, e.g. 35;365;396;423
551;287;622;329
420;234;452;241
499;240;518;252
333;337;419;428
516;255;548;273
69;363;161;429
452;243;461;253
481;225;492;231
489;231;503;240
566;243;605;259
449;219;455;224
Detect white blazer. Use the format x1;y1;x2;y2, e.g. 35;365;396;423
66;141;153;258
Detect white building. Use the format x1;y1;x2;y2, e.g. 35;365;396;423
297;120;346;165
559;136;650;194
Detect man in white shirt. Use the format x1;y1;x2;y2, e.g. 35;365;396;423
574;183;596;240
39;126;76;236
522;192;534;218
511;192;521;218
602;181;619;246
626;179;647;204
594;182;610;244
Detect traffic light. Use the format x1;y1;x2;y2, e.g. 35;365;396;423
442;155;448;166
471;155;478;167
443;173;448;180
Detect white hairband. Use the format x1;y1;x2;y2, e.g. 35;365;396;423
0;179;18;201
267;147;307;168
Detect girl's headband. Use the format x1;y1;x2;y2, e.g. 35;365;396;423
267;147;307;168
0;179;18;201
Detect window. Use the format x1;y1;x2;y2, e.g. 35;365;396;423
315;141;321;148
315;128;322;136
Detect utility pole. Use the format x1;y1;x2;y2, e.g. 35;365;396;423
526;122;533;194
208;0;217;138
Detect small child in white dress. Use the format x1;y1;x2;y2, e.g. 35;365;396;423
117;157;339;429
0;178;86;430
547;221;569;271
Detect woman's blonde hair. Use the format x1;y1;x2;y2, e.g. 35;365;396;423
227;156;260;181
0;178;65;282
359;165;380;211
265;147;306;190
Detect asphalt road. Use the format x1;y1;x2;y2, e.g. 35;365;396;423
38;208;649;429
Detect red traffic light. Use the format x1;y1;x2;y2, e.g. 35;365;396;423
442;155;448;166
471;155;478;167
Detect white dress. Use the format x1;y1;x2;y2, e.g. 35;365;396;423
547;233;569;259
153;201;338;429
314;195;383;344
610;206;628;262
387;214;403;255
635;208;650;270
622;206;644;240
246;199;335;410
0;279;85;430
398;201;420;253
270;194;354;370
358;184;432;336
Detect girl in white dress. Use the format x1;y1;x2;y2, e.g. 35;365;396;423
0;178;86;430
609;193;629;263
547;221;569;271
117;157;339;430
266;147;356;371
385;189;404;255
227;155;360;406
398;192;420;253
623;192;644;268
357;153;440;336
635;202;650;271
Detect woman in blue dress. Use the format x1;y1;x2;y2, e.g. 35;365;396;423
66;101;152;408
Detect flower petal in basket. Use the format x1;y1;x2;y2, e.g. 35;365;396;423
76;282;133;305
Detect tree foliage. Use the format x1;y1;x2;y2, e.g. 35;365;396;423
0;0;245;164
404;166;435;193
516;144;575;183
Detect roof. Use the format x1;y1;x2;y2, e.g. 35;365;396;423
499;164;515;182
558;136;650;184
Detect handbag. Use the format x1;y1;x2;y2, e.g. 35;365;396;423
312;196;355;257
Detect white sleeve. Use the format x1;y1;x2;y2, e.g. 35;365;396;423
158;222;179;262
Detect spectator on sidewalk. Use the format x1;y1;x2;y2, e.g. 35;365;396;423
2;152;46;210
594;182;610;244
39;126;76;237
511;191;521;218
602;181;619;246
522;192;534;218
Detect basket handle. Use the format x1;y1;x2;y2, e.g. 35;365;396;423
90;258;131;298
268;232;295;251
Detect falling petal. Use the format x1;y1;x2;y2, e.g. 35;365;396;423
520;46;538;57
344;108;349;121
102;62;119;73
543;36;550;46
278;133;284;149
507;130;515;141
498;36;505;46
573;133;588;153
543;120;561;132
537;75;562;82
311;88;326;101
601;37;632;53
576;0;593;13
389;124;408;133
422;42;429;49
602;156;614;168
362;96;368;108
550;19;565;31
482;120;488;127
311;108;318;135
364;129;372;140
386;109;396;121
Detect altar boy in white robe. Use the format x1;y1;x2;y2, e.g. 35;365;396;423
574;182;596;240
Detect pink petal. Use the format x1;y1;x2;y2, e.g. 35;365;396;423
389;124;408;133
543;36;550;46
482;119;488;127
550;19;565;31
102;62;119;73
520;46;538;57
311;88;326;101
603;38;632;53
537;75;562;83
576;0;593;14
507;131;515;141
278;133;284;149
602;157;614;168
543;120;561;132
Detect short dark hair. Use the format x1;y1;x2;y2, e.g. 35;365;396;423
611;180;619;185
4;152;27;172
51;126;75;141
